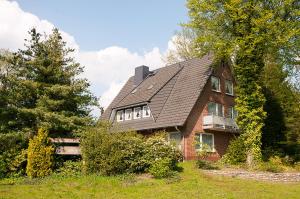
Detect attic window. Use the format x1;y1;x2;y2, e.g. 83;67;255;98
225;80;234;95
116;110;124;122
125;109;132;120
133;107;142;119
211;76;220;92
143;105;151;117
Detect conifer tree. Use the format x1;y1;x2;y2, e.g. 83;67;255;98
3;28;97;136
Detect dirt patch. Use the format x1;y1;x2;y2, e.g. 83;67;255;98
202;169;300;183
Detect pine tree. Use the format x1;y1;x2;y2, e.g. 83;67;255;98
3;28;97;136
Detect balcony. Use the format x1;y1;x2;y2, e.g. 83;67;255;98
203;115;239;132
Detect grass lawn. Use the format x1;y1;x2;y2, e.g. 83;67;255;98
0;161;299;199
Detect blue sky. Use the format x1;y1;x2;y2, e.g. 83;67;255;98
0;0;188;115
16;0;188;53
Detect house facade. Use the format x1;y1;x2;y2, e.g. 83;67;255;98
101;55;238;160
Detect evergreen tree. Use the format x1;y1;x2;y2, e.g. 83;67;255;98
2;28;98;136
186;0;299;165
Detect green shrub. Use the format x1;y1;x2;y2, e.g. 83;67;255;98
81;124;145;175
81;124;183;176
149;158;173;179
196;160;218;170
0;133;28;178
221;138;246;165
26;128;54;178
256;156;285;173
294;162;300;171
56;161;82;177
143;133;183;170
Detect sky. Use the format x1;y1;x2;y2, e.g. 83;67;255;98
0;0;188;116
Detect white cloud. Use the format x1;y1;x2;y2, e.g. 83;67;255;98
0;0;78;51
0;0;172;116
100;81;125;108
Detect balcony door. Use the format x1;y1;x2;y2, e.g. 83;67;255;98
207;102;224;117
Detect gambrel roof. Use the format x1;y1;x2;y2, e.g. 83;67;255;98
100;55;214;131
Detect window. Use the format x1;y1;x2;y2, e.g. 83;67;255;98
195;133;214;152
225;80;234;95
228;107;238;119
207;102;224;117
133;107;142;119
143;105;151;118
169;132;182;150
116;110;124;122
211;76;220;92
125;109;132;120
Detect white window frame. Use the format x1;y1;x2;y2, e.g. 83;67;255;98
133;107;142;119
208;102;224;117
211;76;221;92
142;105;151;118
195;133;215;152
225;80;234;96
228;106;238;119
125;109;132;121
116;110;124;122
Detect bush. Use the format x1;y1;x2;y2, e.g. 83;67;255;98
149;158;173;179
56;160;82;177
26;128;54;178
0;132;28;178
221;138;246;165
196;160;218;170
294;162;300;171
143;133;183;170
81;124;146;175
256;156;285;173
80;124;183;177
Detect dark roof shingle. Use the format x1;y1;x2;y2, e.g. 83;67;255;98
100;55;213;131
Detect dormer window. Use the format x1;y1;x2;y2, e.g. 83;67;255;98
116;110;124;122
133;107;142;119
125;109;132;120
143;105;151;118
211;76;220;92
225;80;234;95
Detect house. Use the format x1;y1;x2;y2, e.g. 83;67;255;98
101;54;239;160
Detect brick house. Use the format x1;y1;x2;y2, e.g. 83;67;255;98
101;55;239;160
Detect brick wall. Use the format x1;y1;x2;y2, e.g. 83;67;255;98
181;64;237;160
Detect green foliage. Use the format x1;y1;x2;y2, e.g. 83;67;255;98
56;161;82;177
0;132;28;178
148;158;173;179
0;28;98;135
143;132;183;170
256;156;286;173
26;129;54;178
262;58;300;159
186;0;299;165
196;160;218;170
222;138;247;165
81;124;182;176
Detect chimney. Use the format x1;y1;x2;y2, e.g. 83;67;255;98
134;65;149;86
